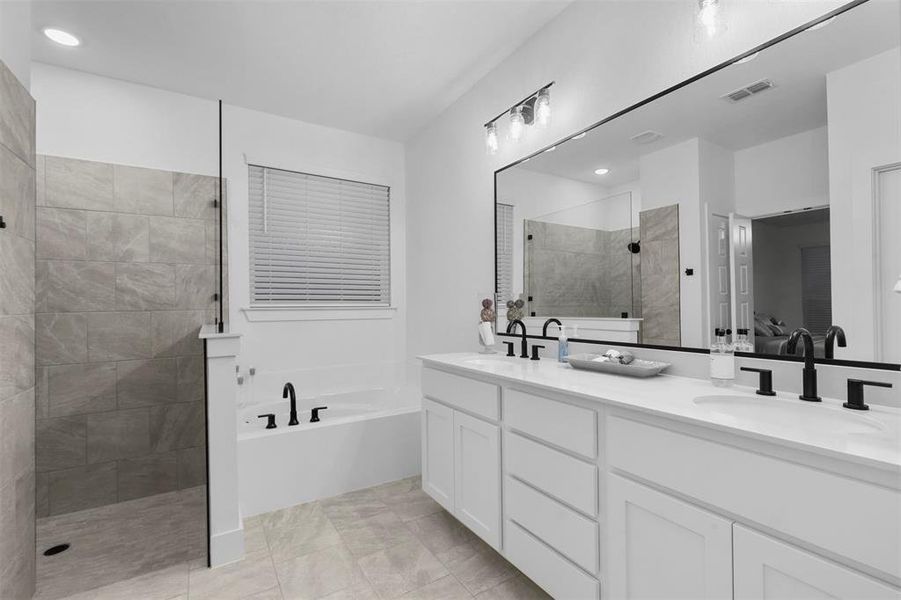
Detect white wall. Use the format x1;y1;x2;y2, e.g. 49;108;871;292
405;0;844;359
32;64;407;374
734;126;829;217
827;48;901;361
0;0;30;88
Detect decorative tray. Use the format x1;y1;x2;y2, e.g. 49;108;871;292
565;353;671;378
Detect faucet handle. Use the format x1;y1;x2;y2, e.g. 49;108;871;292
503;341;516;357
530;345;545;361
844;379;892;411
310;406;329;422
257;414;277;429
740;367;776;396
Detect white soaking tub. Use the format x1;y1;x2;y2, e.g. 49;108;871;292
237;361;421;517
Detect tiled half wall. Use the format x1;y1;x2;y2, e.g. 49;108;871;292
34;155;221;516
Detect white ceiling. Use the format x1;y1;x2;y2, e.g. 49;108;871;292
517;0;900;187
31;0;570;141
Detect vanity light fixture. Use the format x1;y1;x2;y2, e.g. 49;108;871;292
482;81;554;154
43;27;80;47
594;168;610;176
698;0;722;38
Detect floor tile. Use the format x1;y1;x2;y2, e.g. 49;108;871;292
188;550;277;600
472;575;550;600
435;540;516;596
261;501;343;561
399;576;471;600
318;582;379;600
243;586;284;600
274;544;367;600
404;512;475;556
321;487;391;529
356;540;447;598
334;510;418;558
58;563;188;600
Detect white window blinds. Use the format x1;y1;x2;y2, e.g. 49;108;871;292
496;203;514;303
249;165;391;305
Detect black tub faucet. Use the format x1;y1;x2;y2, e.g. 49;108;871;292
824;326;847;359
542;318;562;337
283;382;300;426
786;328;821;402
509;320;529;359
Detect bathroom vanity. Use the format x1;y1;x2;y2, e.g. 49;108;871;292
419;353;901;599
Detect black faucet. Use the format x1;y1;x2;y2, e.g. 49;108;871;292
508;320;529;359
542;318;562;337
824;326;847;360
283;382;300;426
786;328;821;402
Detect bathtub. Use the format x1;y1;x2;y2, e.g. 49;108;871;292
237;361;421;517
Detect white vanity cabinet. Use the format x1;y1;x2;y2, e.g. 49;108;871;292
421;398;455;512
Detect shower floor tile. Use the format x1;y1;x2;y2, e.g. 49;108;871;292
40;477;549;600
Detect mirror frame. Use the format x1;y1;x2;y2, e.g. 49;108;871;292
493;0;900;372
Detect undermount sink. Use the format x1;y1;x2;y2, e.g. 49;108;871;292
693;395;887;435
461;356;517;368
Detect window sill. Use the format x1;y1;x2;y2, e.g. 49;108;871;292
242;305;398;322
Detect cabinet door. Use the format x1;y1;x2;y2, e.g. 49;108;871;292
734;525;899;599
454;410;501;549
421;398;455;512
607;473;733;599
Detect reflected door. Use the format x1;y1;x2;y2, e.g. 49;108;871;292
877;165;901;363
730;213;755;343
707;213;731;343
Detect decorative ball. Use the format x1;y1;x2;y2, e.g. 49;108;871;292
506;300;515;309
480;308;495;322
514;299;525;309
481;298;493;309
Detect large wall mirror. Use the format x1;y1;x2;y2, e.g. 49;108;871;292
495;0;900;367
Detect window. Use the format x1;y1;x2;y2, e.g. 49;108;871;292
496;203;514;303
249;165;390;306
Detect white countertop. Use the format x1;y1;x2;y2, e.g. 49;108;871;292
420;353;901;472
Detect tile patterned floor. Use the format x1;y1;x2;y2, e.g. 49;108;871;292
42;477;550;600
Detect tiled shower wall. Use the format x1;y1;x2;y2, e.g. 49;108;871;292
0;59;37;598
639;204;681;346
34;155;219;516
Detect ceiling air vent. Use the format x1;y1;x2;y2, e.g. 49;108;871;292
722;79;775;102
630;130;664;145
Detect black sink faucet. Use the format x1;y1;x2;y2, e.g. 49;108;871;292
786;328;821;402
824;325;847;359
542;318;562;337
508;320;529;359
283;382;300;426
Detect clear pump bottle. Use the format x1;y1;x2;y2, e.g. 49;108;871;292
710;328;735;387
733;328;753;353
557;325;569;363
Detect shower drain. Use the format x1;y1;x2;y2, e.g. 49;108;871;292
43;544;70;556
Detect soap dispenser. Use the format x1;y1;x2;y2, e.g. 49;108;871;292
557;325;570;363
710;328;735;387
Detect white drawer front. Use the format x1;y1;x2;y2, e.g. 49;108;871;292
422;367;499;421
505;388;596;458
507;432;597;516
506;476;598;574
608;416;901;582
504;520;600;600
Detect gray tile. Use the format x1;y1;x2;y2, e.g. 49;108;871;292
188;549;278;600
87;311;153;361
357;539;449;598
0;230;34;316
321;487;391;530
48;362;117;417
0;470;36;600
36;472;49;518
35;366;49;419
401;575;472;600
86;408;151;464
177;446;206;489
36;312;88;365
117;358;177;408
118;452;178;501
58;562;189;600
45;156;114;210
175;264;215;309
436;539;516;596
116;263;176;310
47;461;117;515
373;477;443;523
0;315;34;400
405;511;475;556
36;415;86;472
274;544;367;600
261;501;343;562
334;508;419;558
320;582;380;600
35;154;45;206
176;355;204;403
86;212;150;262
149;402;205;452
0;59;35;167
473;575;550;600
0;143;36;240
0;387;34;485
149;216;206;264
174;173;216;219
114;164;174;216
36;207;85;260
151;310;205;357
640;203;679;242
35;260;116;313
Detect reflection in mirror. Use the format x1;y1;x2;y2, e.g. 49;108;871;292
495;0;900;364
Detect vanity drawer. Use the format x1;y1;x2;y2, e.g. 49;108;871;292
507;432;597;516
504;519;599;600
506;476;598;574
607;416;901;581
505;389;596;458
422;367;499;421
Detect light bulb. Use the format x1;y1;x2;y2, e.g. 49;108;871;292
698;0;720;38
594;168;609;176
509;107;525;142
535;88;551;127
43;27;80;47
485;122;499;155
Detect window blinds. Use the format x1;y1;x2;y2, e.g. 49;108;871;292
249;165;390;305
496;203;514;303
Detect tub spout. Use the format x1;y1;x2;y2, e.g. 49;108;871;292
283;383;299;426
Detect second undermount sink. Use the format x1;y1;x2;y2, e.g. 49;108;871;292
461;356;517;368
693;395;887;435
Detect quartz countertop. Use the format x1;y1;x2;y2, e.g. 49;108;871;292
419;353;901;472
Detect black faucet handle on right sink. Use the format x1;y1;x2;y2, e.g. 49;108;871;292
844;379;893;411
740;367;776;396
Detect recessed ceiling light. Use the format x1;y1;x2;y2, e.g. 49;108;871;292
544;146;556;153
806;16;835;32
43;28;80;47
594;168;609;176
734;52;759;65
572;132;587;140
